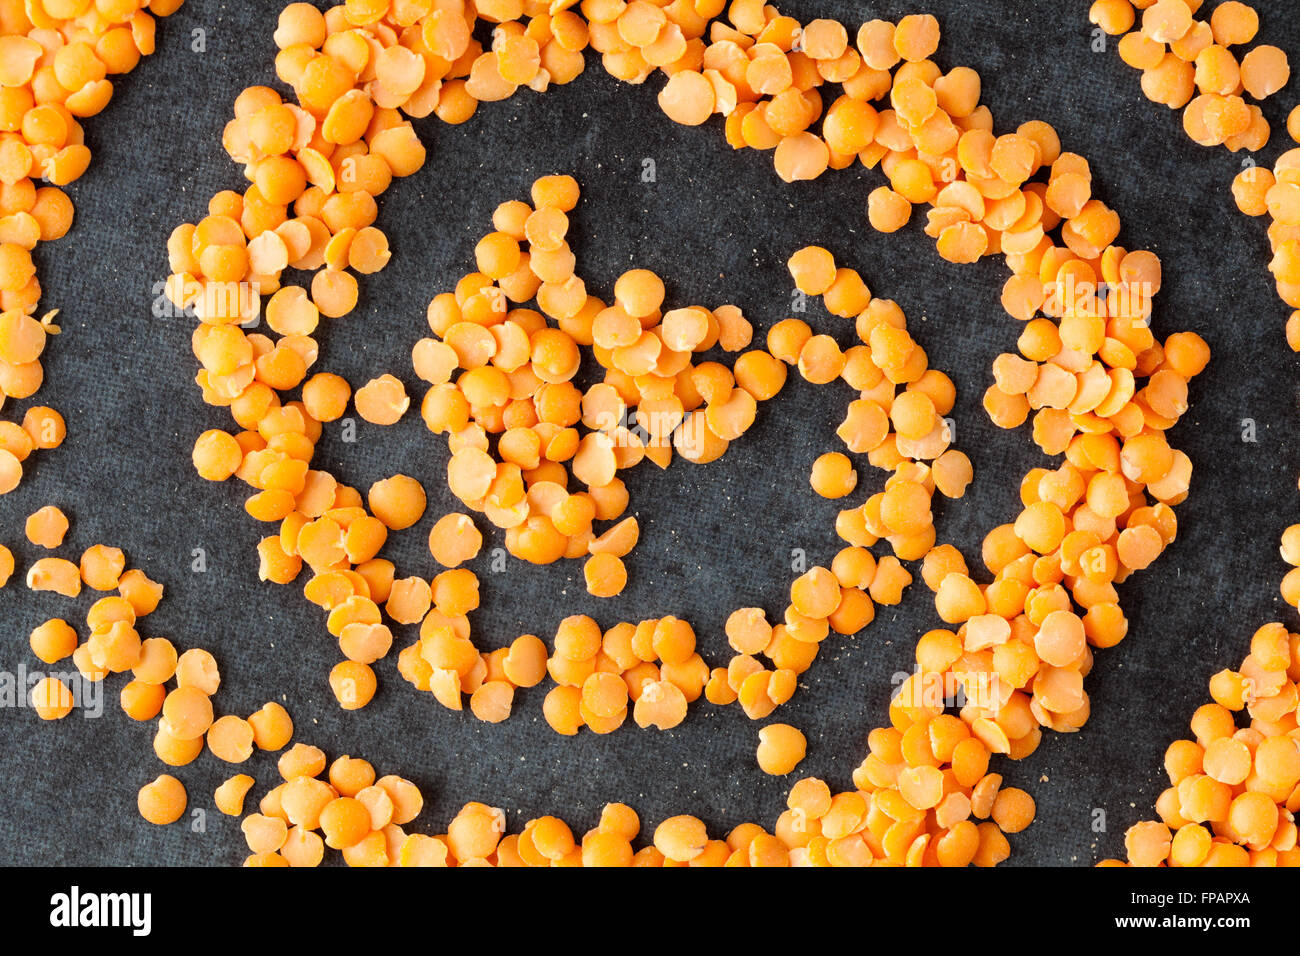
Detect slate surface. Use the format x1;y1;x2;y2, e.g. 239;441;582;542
1;0;1297;867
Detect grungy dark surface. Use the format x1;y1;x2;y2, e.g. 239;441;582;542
0;0;1297;867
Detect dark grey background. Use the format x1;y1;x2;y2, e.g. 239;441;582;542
1;0;1296;866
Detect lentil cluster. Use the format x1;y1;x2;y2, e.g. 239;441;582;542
402;222;973;740
0;0;182;496
7;503;298;840
220;749;1027;866
1090;0;1288;153
1109;613;1300;865
414;175;764;591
